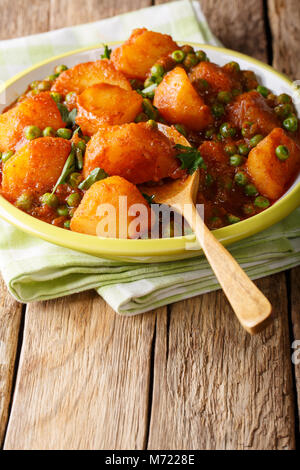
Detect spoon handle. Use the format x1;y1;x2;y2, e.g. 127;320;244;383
184;204;272;334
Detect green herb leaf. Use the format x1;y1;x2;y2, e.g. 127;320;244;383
101;45;112;60
78;167;108;190
142;193;155;204
174;144;207;174
56;102;78;127
52;147;76;194
68;108;77;127
56;102;70;123
73;126;82;138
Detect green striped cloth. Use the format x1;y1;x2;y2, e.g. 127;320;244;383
0;0;299;313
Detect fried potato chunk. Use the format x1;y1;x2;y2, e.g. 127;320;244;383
75;84;143;136
0;92;66;152
246;127;300;199
153;66;212;131
70;176;153;238
1;137;71;202
51;59;131;95
83;122;181;184
189;61;240;93
227;90;280;135
110;28;178;81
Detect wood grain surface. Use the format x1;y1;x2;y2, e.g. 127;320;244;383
0;280;23;446
0;0;299;450
5;294;158;450
148;275;295;450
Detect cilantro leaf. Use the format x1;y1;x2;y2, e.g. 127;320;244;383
174;144;207;174
56;102;77;127
101;45;112;59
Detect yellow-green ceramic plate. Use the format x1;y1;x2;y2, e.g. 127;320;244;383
0;43;299;263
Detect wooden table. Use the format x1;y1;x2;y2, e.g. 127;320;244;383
0;0;299;450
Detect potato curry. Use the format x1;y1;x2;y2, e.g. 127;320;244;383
0;28;299;238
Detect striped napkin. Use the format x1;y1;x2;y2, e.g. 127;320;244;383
0;0;299;314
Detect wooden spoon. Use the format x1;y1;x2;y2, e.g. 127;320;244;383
141;124;272;334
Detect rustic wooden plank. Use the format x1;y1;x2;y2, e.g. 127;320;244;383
268;0;300;433
0;279;23;446
4;293;158;450
268;0;300;78
148;274;295;450
49;0;151;29
0;0;51;448
291;268;300;429
0;0;50;39
156;0;268;62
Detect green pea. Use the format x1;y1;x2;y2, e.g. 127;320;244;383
146;119;158;129
227;214;240;224
256;85;269;97
2;150;15;163
220;122;236;138
250;134;264;147
171;50;185;63
234;171;248;186
135;112;148;123
212;103;225;118
195;79;209;92
30;80;40;90
254;196;270;208
238;143;250;155
224;143;238;156
277;93;291;104
183;53;199;69
230;154;243;166
24;125;42;140
64;220;71;229
43;126;56;137
142;98;158;120
50;92;63;103
54;65;68;74
56;128;72;140
40;193;59;208
37;80;52;91
274;103;293;119
275;144;289;161
144;77;155;88
76;140;86;152
244;184;258;196
16;193;33;211
69;172;82;188
66;192;81;207
217;91;232;104
150;64;164;79
243;203;255;215
174;124;187;137
46;73;59;81
65;92;76;104
227;61;240;72
195;50;207;62
57;205;69;216
181;45;194;54
283;115;298;132
205;128;214;139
